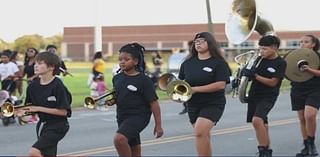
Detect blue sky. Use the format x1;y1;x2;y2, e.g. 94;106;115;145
1;0;319;42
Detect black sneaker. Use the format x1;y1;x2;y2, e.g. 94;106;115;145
179;108;187;115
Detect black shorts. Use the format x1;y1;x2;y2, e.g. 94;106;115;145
187;104;225;125
291;90;320;111
117;115;151;147
32;121;69;156
247;98;276;124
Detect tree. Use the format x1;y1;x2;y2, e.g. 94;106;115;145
45;34;63;53
13;34;45;54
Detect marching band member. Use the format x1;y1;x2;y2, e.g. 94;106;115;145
23;52;72;157
292;35;320;157
106;43;163;156
178;32;231;156
242;35;286;157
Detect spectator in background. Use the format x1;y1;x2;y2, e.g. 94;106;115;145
46;44;68;77
9;50;24;96
92;51;106;77
23;47;39;84
0;50;19;94
151;51;163;77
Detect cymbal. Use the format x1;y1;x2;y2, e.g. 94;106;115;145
284;48;319;82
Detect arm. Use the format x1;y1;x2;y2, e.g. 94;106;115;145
303;66;320;77
150;100;164;138
26;106;68;116
192;81;226;93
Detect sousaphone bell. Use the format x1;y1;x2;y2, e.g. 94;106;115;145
283;48;320;82
158;73;192;102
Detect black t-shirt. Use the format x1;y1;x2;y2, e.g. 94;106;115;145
178;56;230;106
291;53;320;95
248;56;286;99
24;62;35;78
25;77;72;122
112;72;158;118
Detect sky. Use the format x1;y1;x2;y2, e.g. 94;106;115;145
1;0;319;42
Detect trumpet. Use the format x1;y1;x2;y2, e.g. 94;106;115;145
0;102;33;117
84;89;116;109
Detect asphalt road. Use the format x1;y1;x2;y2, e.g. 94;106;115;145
0;91;319;156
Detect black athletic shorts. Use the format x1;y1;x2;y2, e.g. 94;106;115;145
247;98;276;124
32;121;69;156
117;115;151;147
187;104;225;125
291;90;320;111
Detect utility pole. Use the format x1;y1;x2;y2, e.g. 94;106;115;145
206;0;213;34
94;0;102;52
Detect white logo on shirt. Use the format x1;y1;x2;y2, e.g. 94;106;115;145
202;67;212;72
47;96;57;101
127;85;138;91
267;67;276;73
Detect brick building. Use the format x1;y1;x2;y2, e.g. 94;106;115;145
61;23;320;61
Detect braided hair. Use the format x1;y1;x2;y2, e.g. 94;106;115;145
119;43;146;73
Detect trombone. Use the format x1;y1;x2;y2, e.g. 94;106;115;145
84;89;116;109
1;102;33;117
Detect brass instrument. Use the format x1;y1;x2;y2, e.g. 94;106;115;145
158;73;192;102
225;0;275;103
284;48;320;82
84;89;116;109
1;102;32;117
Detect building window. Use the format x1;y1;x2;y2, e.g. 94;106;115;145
287;40;300;48
219;42;228;48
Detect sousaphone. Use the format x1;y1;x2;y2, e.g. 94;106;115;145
283;48;320;82
225;0;275;103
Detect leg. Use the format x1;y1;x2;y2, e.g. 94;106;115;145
304;105;318;156
252;116;270;147
304;106;318;137
131;144;141;157
297;110;308;140
29;147;43;157
194;117;214;156
114;133;131;156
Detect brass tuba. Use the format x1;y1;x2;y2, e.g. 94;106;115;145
84;89;116;109
225;0;275;103
158;73;192;102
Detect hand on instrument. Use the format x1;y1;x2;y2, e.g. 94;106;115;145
242;68;256;80
105;99;116;106
153;125;164;138
300;65;310;72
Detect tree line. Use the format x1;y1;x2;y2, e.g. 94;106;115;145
0;34;62;54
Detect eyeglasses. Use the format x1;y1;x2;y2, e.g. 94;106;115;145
194;38;206;44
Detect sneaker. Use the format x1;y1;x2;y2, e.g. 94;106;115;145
179;108;187;115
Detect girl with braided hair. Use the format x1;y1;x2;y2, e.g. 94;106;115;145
106;43;163;156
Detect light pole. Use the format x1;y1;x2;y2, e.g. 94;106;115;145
206;0;213;34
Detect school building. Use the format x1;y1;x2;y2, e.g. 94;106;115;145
61;23;320;61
